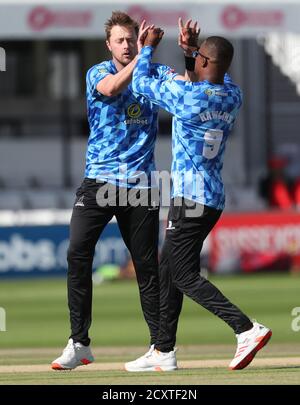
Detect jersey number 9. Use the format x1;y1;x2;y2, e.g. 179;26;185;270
203;129;223;160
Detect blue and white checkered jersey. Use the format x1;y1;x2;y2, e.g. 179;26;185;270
132;46;242;209
85;59;176;188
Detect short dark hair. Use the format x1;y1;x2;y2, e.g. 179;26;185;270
204;36;234;70
105;11;139;41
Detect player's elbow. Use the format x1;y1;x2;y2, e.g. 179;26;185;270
105;89;117;97
97;87;115;97
96;82;116;97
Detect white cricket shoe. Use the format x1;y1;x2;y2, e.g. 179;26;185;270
229;322;272;370
51;338;94;370
124;345;177;372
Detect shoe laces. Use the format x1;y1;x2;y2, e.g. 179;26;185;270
236;324;258;344
134;345;154;361
63;339;75;355
144;345;155;358
154;347;177;357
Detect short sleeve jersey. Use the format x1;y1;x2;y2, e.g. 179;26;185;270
85;60;176;188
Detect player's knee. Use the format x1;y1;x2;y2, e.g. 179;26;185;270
134;258;158;275
67;244;77;262
67;243;91;264
171;272;187;291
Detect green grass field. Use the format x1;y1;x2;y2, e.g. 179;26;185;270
0;273;299;347
0;273;300;384
1;364;300;385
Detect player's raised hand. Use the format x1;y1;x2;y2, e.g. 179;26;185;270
144;27;164;49
178;18;200;56
137;20;153;53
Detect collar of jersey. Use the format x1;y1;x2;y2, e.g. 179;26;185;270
109;60;118;74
